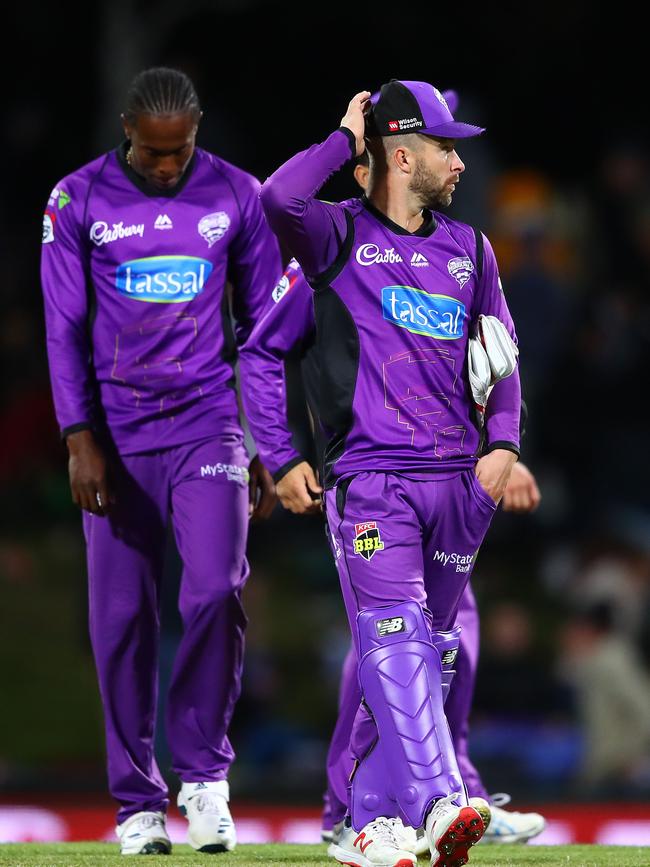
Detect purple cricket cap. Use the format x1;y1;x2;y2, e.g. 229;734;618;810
366;79;484;139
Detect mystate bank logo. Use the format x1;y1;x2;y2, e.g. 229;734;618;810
115;256;213;303
382;286;465;340
433;549;476;573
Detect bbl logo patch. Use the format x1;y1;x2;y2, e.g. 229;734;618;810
353;521;385;560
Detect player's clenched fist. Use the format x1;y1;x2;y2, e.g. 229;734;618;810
501;461;541;513
276;461;322;514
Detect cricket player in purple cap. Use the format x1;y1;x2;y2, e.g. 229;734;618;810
260;79;521;867
241;253;545;852
40;67;281;856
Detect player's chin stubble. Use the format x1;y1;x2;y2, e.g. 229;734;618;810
409;162;452;210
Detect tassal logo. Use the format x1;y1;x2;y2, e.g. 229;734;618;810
115;256;213;303
382;286;465;340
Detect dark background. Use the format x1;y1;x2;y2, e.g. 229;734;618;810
2;1;650;809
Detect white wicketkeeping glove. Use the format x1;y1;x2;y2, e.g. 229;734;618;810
468;314;519;424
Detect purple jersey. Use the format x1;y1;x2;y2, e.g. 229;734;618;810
239;197;362;479
261;129;521;486
41;144;281;454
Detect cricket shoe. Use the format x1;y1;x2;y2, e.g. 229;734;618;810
177;780;236;852
327;817;417;854
116;811;171;855
323;819;344;844
413;797;490;857
328;816;417;867
425;794;485;867
479;793;545;844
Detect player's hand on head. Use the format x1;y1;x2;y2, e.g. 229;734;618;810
474;448;518;506
248;455;277;521
66;430;114;517
276;461;323;515
501;461;541;513
340;91;372;157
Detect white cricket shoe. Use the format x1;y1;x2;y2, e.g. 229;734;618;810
327;817;417;853
425;794;485;867
177;780;237;852
323;819;345;844
387;818;417;854
480;793;545;844
328;817;417;867
116;810;171;855
468;797;492;833
413;797;490;857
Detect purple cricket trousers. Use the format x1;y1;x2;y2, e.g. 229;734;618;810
323;469;497;821
82;433;250;823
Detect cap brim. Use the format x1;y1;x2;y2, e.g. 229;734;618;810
420;121;485;139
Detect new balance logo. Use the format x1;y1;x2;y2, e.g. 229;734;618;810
154;214;173;230
411;251;429;267
376;616;405;637
354;832;373;853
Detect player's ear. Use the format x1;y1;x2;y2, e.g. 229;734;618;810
121;113;132;140
353;165;369;191
393;146;412;174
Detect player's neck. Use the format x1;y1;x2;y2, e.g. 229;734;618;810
366;182;424;234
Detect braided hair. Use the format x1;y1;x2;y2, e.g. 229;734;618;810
123;67;201;125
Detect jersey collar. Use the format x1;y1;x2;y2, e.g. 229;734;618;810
361;194;437;237
116;141;197;198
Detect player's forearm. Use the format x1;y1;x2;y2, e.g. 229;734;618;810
239;350;303;477
45;327;95;437
230;196;283;346
260;129;355;278
484;368;521;455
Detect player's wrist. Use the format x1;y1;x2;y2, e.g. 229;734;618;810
66;428;98;455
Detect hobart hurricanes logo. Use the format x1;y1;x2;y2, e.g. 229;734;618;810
447;256;474;288
353;521;385;560
115;256;213;303
382;286;465;339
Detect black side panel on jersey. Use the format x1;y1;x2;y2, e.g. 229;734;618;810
220;285;238;391
299;337;328;475
309;208;356;290
311;210;359;488
472;226;484;281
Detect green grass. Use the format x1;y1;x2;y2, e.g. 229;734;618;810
0;844;648;867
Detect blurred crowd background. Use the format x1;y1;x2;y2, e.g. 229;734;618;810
2;1;649;811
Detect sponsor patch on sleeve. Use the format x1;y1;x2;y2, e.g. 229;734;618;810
42;212;55;244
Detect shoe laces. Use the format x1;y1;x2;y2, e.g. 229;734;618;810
366;817;401;847
430;793;460;822
386;817;406;833
488;793;512;808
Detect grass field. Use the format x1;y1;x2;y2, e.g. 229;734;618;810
0;844;648;867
